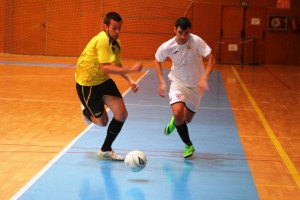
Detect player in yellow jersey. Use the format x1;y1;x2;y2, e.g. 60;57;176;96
75;12;143;161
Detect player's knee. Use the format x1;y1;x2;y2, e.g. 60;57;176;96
173;111;184;121
101;119;109;126
121;110;128;121
93;116;109;127
115;110;128;122
185;118;192;124
95;122;105;127
95;121;108;127
185;113;195;124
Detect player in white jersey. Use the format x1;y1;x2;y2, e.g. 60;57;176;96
154;17;215;159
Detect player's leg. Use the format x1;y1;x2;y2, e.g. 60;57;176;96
181;107;196;159
103;95;128;122
173;103;197;125
184;86;202;124
97;96;126;161
165;103;196;135
165;83;198;158
89;109;109;126
171;102;186;125
76;83;109;127
164;82;182;135
184;106;196;124
97;79;126;161
180;87;203;158
164;82;187;135
171;103;195;158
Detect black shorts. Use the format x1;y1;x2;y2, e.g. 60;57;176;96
76;78;122;118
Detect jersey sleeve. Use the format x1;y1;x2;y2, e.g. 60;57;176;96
155;43;168;62
195;36;212;57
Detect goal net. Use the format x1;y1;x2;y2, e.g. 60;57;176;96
1;0;194;60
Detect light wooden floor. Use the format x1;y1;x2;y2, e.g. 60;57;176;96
219;64;300;199
0;54;299;199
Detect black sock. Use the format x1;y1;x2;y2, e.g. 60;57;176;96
101;118;124;151
176;122;192;145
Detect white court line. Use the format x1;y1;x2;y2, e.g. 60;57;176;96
0;98;78;104
10;70;149;200
10;124;94;200
0;72;150;104
0;75;73;78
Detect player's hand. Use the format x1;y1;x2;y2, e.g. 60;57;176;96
158;83;166;97
198;78;209;93
130;81;139;93
131;62;143;73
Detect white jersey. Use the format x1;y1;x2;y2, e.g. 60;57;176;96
155;34;211;87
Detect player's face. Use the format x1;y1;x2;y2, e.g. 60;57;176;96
105;19;122;41
174;26;191;45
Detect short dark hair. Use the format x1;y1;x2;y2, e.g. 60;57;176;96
104;12;122;26
175;17;192;30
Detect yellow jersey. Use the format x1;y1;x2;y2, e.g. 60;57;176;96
75;31;122;86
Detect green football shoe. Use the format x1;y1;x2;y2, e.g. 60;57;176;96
164;116;175;135
184;144;195;159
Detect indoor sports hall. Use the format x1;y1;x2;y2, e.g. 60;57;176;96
1;1;300;200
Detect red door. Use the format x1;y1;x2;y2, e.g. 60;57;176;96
219;5;244;64
219;5;266;65
244;7;266;65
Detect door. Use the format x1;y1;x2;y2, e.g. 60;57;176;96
219;5;265;65
219;5;244;64
244;7;266;65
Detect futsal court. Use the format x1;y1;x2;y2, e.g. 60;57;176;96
6;64;257;200
1;1;300;199
1;54;300;200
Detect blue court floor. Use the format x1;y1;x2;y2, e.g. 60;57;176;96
11;68;259;200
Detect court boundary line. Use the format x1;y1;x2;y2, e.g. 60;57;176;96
0;98;79;104
10;124;93;200
232;66;300;189
10;70;149;199
0;98;254;111
0;60;73;67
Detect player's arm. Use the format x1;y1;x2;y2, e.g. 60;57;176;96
203;53;215;80
154;59;166;97
120;73;139;93
199;53;216;92
101;62;143;74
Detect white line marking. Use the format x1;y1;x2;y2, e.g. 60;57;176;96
10;70;149;199
0;98;78;104
10;124;93;200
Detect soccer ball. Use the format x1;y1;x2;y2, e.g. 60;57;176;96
124;150;147;172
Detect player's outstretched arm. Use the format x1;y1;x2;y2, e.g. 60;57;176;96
101;62;143;74
120;73;139;93
198;53;216;92
154;59;166;97
203;53;215;80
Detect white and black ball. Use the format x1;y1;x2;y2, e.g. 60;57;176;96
124;150;147;172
